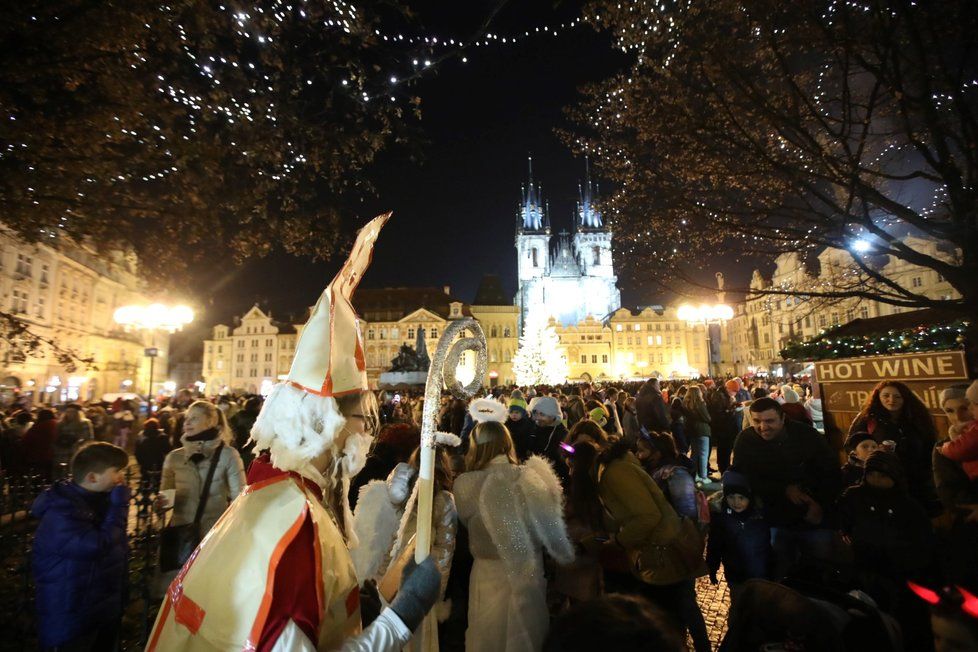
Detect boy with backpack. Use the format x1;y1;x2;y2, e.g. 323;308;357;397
31;442;130;651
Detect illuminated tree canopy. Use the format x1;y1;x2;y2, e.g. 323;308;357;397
566;0;977;320
0;1;421;279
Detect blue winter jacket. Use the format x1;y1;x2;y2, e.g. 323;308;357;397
30;481;129;647
705;505;771;583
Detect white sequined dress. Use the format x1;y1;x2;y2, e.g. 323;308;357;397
453;455;574;652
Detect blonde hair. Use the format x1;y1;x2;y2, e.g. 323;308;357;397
465;421;518;471
187;400;234;444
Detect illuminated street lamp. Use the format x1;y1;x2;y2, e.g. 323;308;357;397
114;303;194;403
678;303;733;377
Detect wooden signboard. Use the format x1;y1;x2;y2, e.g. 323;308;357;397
814;350;970;437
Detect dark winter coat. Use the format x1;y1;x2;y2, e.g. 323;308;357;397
685;401;712;438
30;481;128;647
849;412;940;515
706;506;771;583
636;382;671;433
527;421;569;484
229;408;259;467
841;453;867;489
732;420;841;527
837;483;933;578
135;430;172;477
506;415;537;462
932;442;978;513
21;418;58;476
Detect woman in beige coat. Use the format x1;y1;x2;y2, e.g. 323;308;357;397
155;400;245;593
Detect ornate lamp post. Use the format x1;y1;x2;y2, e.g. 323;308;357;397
113;303;193;404
678;303;733;377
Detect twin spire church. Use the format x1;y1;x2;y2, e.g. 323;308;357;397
515;159;621;330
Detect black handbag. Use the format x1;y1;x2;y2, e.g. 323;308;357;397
159;443;224;572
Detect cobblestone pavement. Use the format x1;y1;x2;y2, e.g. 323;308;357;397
696;568;730;649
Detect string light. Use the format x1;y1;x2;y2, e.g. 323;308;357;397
781;322;968;361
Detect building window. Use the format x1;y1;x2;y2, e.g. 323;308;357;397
860;306;869;319
252;339;258;346
265;353;272;362
10;288;28;313
819;315;827;328
430;328;438;339
503;326;511;337
647;336;654;346
591;355;598;363
490;325;498;337
368;329;375;340
379;329;386;340
581;354;587;363
804;316;811;328
627;336;633;345
264;368;271;376
602;354;608;363
250;369;257;377
391;327;399;339
615;324;622;332
911;276;922;288
656;335;663;345
250;353;258;362
266;338;273;347
763;333;770;343
236;369;242;378
408;327;415;339
35;295;45;318
531;248;539;267
237;340;244;348
634;324;641;331
592;246;600;265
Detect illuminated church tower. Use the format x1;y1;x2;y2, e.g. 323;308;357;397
515;158;620;331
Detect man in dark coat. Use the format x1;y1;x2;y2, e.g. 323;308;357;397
732;398;840;580
636;378;671;434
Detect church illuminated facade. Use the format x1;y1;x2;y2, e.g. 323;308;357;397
514;159;621;330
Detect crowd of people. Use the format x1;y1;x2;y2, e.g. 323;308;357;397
3;373;978;651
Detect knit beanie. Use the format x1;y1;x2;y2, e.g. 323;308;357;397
721;468;752;499
844;430;876;453
964;380;978;405
508;397;528;417
781;387;800;404
588;407;608;428
511;389;525;401
864;450;905;486
940;384;969;405
529;396;561;419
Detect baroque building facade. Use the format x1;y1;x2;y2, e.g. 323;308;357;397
726;236;961;375
0;228;169;406
201;277;520;394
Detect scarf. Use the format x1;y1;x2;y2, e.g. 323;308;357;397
181;427;222;464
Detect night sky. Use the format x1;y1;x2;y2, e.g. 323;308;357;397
174;1;635;359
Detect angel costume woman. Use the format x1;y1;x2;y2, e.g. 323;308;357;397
454;399;574;652
351;443;458;652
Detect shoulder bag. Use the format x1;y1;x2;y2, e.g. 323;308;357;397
159;442;224;572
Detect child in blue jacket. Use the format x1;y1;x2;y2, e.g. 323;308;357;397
31;442;130;651
706;468;771;605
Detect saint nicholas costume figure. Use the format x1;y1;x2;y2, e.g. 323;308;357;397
148;213;441;652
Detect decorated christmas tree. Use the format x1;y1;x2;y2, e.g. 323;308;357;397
513;311;569;386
